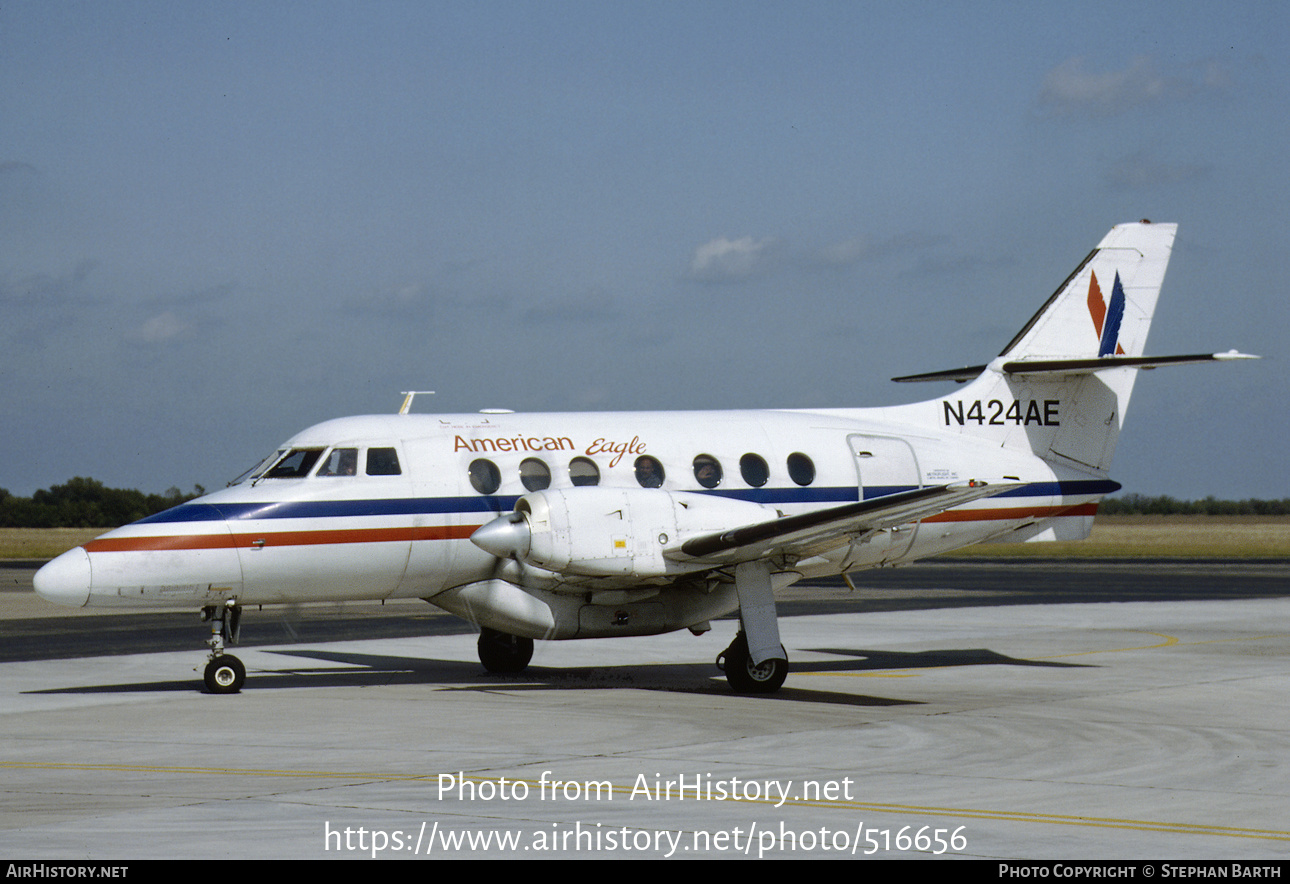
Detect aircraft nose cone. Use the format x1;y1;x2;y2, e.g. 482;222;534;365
471;513;531;559
34;547;92;608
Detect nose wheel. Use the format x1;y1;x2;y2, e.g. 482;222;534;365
200;601;245;694
204;654;246;693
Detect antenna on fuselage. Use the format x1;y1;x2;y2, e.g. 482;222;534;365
398;391;435;415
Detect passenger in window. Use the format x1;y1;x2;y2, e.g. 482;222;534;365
693;455;722;488
634;456;664;488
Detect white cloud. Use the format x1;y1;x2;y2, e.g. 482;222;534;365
1038;55;1225;117
688;235;778;282
134;310;192;343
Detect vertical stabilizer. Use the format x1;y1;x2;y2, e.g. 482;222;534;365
923;222;1178;473
998;221;1176;363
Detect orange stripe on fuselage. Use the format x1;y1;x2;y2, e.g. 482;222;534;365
85;534;236;552
83;524;480;553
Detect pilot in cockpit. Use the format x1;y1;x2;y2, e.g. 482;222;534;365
318;447;358;477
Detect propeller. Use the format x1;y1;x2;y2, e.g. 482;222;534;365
471;510;531;560
465;507;554;671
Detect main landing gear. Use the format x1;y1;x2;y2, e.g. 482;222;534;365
719;560;789;693
477;626;534;674
200;600;245;694
717;631;790;694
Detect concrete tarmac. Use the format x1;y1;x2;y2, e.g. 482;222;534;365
1;560;1288;859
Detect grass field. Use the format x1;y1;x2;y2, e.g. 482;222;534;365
1;528;106;560
3;516;1287;560
957;515;1290;558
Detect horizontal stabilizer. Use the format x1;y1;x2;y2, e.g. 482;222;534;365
677;480;1018;561
1002;351;1258;377
894;351;1257;383
891;365;988;383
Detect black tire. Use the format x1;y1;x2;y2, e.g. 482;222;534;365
723;634;789;694
477;628;534;674
204;655;246;694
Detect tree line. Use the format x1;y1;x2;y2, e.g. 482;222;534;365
0;478;1286;528
0;477;205;528
1098;494;1290;516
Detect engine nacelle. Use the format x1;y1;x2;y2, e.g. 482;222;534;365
502;487;773;579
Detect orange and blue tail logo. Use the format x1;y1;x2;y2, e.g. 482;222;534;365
1087;271;1126;356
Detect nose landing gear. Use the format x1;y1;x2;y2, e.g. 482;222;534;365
200;601;245;694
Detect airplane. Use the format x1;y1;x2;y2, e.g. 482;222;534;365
34;220;1255;695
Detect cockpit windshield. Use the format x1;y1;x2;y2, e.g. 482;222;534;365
228;450;283;486
262;448;325;479
228;444;403;484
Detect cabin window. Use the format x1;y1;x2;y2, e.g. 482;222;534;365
469;459;501;495
317;448;359;477
262;448;324;479
740;453;769;488
787;452;816;486
693;454;723;489
367;447;402;476
520;457;551;491
569;457;600;486
634;455;665;488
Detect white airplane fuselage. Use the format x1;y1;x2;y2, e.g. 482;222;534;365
37;403;1103;638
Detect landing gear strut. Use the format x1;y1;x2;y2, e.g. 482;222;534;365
720;560;789;693
717;631;789;694
477;627;534;674
200;600;245;694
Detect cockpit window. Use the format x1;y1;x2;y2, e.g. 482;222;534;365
317;448;359;477
366;447;402;476
262;448;325;479
229;450;283;486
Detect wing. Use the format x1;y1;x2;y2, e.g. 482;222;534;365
674;480;1019;564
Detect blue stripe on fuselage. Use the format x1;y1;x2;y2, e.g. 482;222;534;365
136;479;1119;526
138;496;522;524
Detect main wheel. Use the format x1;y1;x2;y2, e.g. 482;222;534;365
477;628;534;674
204;654;246;694
720;634;789;694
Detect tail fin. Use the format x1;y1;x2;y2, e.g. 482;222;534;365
899;222;1184;473
998;221;1178;364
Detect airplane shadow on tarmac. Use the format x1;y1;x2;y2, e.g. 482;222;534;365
26;645;1088;709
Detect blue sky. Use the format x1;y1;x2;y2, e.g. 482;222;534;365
2;1;1286;499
